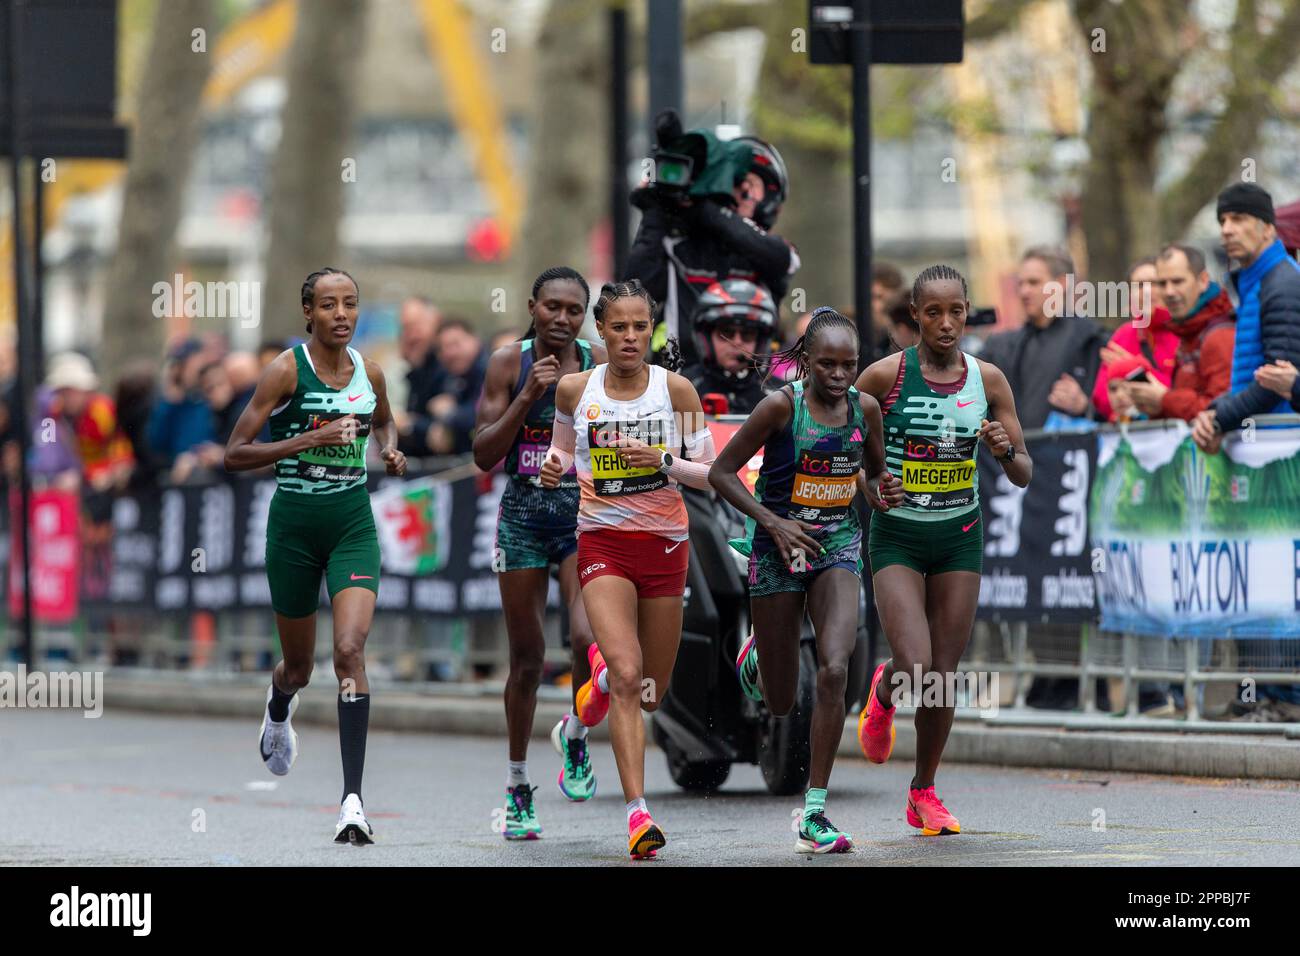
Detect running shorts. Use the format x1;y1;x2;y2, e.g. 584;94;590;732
265;485;380;618
747;549;861;598
868;507;983;576
494;480;579;572
577;529;688;598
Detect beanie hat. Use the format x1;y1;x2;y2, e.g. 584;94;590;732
1216;182;1275;225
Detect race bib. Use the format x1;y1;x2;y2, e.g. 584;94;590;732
295;412;371;484
901;435;977;510
788;449;859;523
515;423;576;484
587;419;669;497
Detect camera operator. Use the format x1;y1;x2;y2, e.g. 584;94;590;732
682;279;777;415
624;111;799;369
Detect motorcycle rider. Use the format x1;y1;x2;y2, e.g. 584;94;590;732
681;278;777;415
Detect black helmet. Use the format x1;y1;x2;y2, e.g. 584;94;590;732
735;136;789;229
691;279;777;378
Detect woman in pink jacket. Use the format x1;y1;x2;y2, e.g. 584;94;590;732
1091;258;1180;421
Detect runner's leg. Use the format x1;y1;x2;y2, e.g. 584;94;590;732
581;574;643;801
499;567;550;762
805;568;861;790
748;592;806;716
914;570;981;789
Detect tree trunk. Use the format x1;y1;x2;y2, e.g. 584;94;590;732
261;0;370;341
513;0;607;319
1073;0;1188;285
100;0;215;379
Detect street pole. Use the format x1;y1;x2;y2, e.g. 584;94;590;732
609;5;629;279
850;0;878;676
852;0;874;373
4;0;36;667
646;0;682;140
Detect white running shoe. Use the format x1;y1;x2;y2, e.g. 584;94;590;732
334;793;374;845
550;715;568;756
258;685;299;776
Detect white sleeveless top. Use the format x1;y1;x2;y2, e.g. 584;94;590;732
572;364;689;541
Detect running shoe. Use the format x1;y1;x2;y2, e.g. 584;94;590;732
334;793;374;845
502;784;542;840
735;633;762;703
258;684;299;776
628;808;665;859
907;785;960;836
856;661;896;764
795;810;854;854
575;643;610;727
551;715;597;801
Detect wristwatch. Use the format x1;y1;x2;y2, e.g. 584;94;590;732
1000;445;1017;463
659;450;674;473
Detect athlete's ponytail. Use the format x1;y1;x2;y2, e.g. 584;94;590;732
765;306;857;386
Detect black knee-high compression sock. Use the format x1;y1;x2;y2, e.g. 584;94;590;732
339;694;370;803
268;681;296;722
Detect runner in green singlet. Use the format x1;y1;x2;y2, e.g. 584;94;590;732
710;307;903;854
853;265;1032;837
225;268;407;845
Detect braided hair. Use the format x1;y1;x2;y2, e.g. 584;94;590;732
911;264;968;306
301;267;358;334
765;306;857;386
524;266;591;340
592;279;682;372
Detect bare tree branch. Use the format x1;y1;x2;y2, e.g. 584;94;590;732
1159;0;1300;237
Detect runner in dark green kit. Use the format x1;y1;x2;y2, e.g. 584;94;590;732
710;307;903;853
853;265;1032;836
225;268;407;845
472;266;606;840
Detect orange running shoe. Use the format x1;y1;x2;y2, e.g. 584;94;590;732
627;808;665;859
856;661;896;763
575;643;610;727
906;785;960;836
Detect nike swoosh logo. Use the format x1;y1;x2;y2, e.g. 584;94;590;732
348;393;362;401
260;737;274;761
350;573;374;580
956;400;974;408
664;542;682;553
962;518;979;532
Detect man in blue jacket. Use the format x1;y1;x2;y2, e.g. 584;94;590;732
1192;183;1300;449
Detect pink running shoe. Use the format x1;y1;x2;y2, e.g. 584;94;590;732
575;643;610;727
628;808;665;859
907;785;960;836
856;661;896;763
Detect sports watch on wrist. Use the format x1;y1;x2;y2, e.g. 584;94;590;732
1000;445;1017;463
659;450;674;473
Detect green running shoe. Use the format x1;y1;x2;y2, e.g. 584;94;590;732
795;810;854;854
735;633;762;703
502;784;542;841
551;715;597;801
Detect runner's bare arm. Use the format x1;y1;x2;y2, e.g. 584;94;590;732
225;351;351;472
471;345;529;472
856;391;902;509
538;371;591;487
710;389;790;522
366;359;406;477
854;352;905;405
978;360;1032;488
661;372;717;490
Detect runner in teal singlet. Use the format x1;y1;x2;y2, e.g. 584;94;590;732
225;268;407;845
710;308;903;854
853;265;1032;837
472;267;606;839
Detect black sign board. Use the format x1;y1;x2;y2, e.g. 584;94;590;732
809;0;964;65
